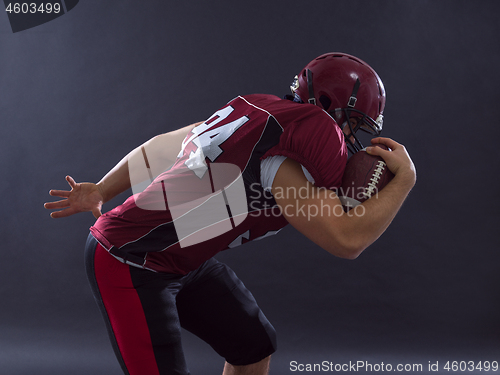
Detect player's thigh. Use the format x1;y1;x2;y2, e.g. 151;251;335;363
127;266;191;374
85;234;189;375
176;259;277;366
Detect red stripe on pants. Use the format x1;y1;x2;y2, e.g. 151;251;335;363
94;243;160;375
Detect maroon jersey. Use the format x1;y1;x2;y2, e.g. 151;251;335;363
90;94;347;274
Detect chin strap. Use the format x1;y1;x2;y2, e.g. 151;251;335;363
306;69;316;105
344;78;362;154
347;78;360;108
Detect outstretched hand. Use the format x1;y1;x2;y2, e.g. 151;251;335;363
44;176;104;219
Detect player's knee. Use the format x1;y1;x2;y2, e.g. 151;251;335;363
226;312;277;366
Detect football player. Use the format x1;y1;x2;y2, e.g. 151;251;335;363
45;53;416;375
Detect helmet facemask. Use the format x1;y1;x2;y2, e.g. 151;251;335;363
331;108;384;154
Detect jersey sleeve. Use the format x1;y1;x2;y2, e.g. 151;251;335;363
262;105;347;189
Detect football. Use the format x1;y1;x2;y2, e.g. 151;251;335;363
339;144;395;211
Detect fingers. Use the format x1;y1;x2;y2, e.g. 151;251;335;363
66;175;77;188
45;177;73;217
366;137;405;156
365;143;390;157
49;207;76;219
371;137;398;148
367;137;416;183
45;176;90;219
48;189;71;198
47;176;77;198
44;199;70;210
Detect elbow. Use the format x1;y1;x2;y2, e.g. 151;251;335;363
322;217;377;259
322;229;369;260
324;240;366;260
337;245;364;260
340;250;361;260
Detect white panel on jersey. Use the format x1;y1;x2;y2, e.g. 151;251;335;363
260;155;315;191
260;155;286;191
130;105;251;247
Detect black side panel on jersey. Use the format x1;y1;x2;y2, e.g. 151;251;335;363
242;115;283;212
115;221;179;256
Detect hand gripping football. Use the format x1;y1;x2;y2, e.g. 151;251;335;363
339;144;395;211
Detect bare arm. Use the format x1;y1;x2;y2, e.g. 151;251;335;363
271;137;416;259
44;122;201;219
97;123;200;203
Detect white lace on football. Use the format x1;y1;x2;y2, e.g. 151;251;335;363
362;160;386;199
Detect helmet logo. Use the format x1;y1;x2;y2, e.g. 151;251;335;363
290;75;299;94
375;114;384;131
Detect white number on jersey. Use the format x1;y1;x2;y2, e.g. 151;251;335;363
180;106;249;178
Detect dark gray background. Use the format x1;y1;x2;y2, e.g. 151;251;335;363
1;1;499;374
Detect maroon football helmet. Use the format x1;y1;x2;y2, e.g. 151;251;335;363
291;53;386;153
